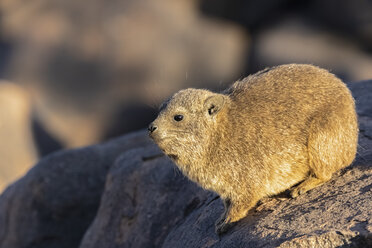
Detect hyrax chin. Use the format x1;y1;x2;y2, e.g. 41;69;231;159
148;64;358;235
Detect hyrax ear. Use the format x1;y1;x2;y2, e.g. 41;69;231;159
204;94;226;116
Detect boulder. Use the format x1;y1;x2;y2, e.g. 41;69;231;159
0;81;372;248
0;131;151;248
80;146;211;248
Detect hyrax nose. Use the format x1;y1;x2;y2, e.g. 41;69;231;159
148;123;158;133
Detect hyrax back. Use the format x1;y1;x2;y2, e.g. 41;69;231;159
148;64;358;234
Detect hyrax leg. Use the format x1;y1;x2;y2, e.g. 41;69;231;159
215;197;258;235
291;175;331;198
291;109;357;198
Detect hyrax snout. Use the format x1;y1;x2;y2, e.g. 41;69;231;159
148;64;358;234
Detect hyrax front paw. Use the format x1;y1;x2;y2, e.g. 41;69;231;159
290;176;327;198
290;187;302;198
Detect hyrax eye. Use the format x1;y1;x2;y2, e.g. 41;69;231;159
174;115;184;121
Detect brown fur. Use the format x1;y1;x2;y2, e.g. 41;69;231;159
148;64;358;234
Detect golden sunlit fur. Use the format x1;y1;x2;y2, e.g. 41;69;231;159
149;64;358;234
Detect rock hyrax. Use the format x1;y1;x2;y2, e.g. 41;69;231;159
148;64;358;234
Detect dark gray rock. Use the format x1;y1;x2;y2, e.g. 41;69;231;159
0;131;151;248
348;81;372;117
80;146;211;248
348;81;372;164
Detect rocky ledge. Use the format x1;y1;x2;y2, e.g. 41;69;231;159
1;81;372;248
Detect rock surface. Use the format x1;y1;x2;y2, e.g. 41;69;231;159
0;131;152;248
80;147;210;248
1;80;372;248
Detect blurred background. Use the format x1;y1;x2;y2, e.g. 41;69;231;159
0;0;371;192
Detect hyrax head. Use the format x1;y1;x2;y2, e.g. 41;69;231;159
148;88;228;163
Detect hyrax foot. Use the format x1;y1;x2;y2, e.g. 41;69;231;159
215;200;252;235
290;176;329;198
